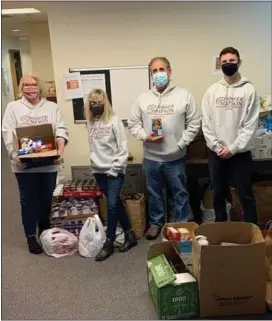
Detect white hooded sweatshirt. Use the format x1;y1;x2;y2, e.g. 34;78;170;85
87;115;128;177
2;97;69;173
202;77;260;155
128;83;201;162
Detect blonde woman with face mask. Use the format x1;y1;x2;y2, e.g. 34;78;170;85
2;74;69;254
85;89;138;261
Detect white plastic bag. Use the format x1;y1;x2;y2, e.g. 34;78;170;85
201;202;231;223
78;214;106;258
103;226;124;247
40;228;78;258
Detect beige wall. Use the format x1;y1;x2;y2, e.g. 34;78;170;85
27;22;54;82
19;38;33;75
45;1;272;178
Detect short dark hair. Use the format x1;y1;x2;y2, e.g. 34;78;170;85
148;56;171;71
219;47;240;61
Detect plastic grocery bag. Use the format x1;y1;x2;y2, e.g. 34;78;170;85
201;202;231;223
103;226;124;247
78;214;106;258
40;228;78;258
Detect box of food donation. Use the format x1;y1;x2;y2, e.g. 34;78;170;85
192;222;266;318
161;222;198;266
13;124;59;168
147;242;199;320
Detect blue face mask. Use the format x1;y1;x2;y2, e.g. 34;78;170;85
152;71;169;88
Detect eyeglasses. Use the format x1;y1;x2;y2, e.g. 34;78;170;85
23;83;38;88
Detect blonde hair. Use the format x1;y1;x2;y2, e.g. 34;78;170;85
18;73;47;99
84;89;113;123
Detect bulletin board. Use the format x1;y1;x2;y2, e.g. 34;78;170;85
69;66;151;124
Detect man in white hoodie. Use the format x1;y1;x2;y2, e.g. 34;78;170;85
202;47;259;223
128;57;201;239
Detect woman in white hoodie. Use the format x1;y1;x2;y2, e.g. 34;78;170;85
2;74;69;254
85;89;137;261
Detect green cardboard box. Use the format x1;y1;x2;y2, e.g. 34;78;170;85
147;242;199;320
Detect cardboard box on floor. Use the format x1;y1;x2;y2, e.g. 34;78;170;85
161;222;198;266
13;124;59;168
147;241;199;320
253;182;272;225
192;222;266;318
262;229;272;281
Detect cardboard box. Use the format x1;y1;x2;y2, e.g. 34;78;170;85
14;124;59;168
263;230;272;281
161;222;198;266
147;242;199;320
251;135;272;159
253;182;272;225
192;222;266;318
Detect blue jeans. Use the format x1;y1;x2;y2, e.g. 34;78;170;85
143;157;189;227
94;173;131;241
15;172;57;237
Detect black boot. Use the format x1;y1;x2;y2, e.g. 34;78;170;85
38;218;51;237
27;236;43;255
119;230;138;252
95;239;114;261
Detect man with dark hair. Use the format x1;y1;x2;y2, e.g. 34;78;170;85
202;47;260;223
128;56;200;239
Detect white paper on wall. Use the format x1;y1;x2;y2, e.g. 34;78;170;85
63;72;83;100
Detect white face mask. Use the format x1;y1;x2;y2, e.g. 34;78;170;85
152;71;169;88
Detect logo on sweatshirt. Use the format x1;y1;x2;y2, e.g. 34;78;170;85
20;115;49;125
216;97;244;109
89;126;111;137
147;104;175;116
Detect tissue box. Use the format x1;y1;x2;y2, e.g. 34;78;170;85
147;242;199;319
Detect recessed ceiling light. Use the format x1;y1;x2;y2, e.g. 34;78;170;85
2;8;41;15
12;29;20;32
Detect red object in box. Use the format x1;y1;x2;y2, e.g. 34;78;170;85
165;227;181;241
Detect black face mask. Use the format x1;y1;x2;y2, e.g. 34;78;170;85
89;103;104;116
221;63;238;77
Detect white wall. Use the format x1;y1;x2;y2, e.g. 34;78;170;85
45;1;272;178
27;22;54;82
1;36;20;117
19;38;33;75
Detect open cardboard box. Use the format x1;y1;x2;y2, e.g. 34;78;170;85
13;124;59;168
147;241;199;320
192;222;266;318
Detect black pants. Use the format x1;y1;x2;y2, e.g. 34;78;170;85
15;172;57;237
208;149;257;223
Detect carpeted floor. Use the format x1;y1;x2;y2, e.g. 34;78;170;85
1;142;271;320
